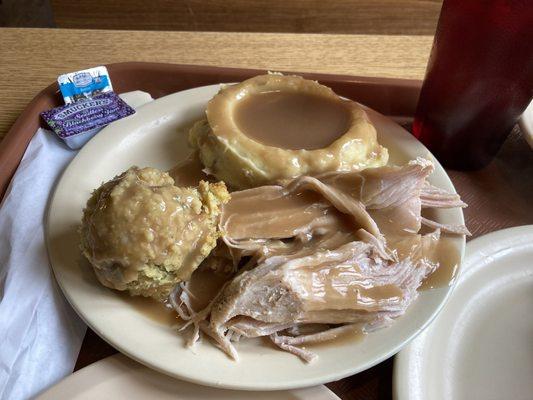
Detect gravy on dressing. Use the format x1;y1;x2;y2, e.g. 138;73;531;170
234;91;351;150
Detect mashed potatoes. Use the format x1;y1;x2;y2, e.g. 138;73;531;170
80;166;230;301
190;74;388;189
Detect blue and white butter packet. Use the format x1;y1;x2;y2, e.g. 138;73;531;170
58;66;113;104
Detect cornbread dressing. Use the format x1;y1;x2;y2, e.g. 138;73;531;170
80;167;230;301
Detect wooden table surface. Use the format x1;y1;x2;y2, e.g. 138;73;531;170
0;27;432;141
0;27;435;399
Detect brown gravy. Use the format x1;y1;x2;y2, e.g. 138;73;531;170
421;237;461;289
304;326;364;350
234;91;351;150
359;284;403;301
120;268;230;327
185;268;232;310
221;186;339;240
168;151;208;187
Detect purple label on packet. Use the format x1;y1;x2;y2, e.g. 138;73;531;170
41;92;135;138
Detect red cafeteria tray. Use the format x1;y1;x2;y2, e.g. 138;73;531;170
0;62;531;400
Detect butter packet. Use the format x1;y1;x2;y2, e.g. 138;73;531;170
58;66;112;104
41;92;135;149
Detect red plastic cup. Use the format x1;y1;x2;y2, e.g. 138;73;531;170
413;0;533;170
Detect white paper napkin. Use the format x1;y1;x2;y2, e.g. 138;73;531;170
0;91;153;400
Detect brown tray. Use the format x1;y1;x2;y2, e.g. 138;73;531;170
1;62;531;400
0;62;421;200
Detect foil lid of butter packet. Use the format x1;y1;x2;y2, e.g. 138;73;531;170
58;66;113;104
41;92;135;149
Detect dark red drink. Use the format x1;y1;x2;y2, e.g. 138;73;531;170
413;0;533;170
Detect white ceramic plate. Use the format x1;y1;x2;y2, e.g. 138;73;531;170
393;225;533;400
36;354;340;400
46;84;465;390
